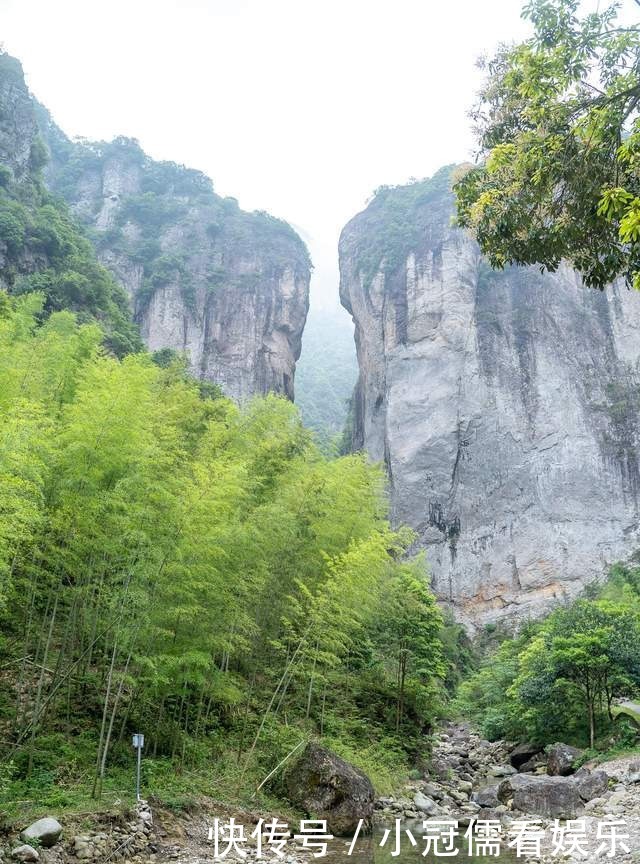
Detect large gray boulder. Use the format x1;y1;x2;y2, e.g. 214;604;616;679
286;743;375;836
572;768;609;801
510;743;542;770
547;743;582;776
497;774;584;819
472;785;500;808
21;818;62;849
413;792;440;816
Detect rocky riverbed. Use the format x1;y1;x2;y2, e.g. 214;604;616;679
3;726;639;863
377;723;640;861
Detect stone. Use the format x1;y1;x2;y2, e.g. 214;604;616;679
497;774;584;819
413;792;440;816
519;756;543;773
11;848;38;863
547;743;582;776
572;768;609;801
626;760;640;784
286;742;375;836
422;783;443;800
510;743;542;770
489;765;517;778
339;168;640;629
20;819;62;849
472;785;501;808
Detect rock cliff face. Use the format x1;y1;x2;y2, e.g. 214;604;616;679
38;128;310;400
340;167;640;628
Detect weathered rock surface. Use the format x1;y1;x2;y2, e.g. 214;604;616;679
497;773;584;818
340;167;640;627
471;785;501;808
10;847;38;863
40;132;310;401
412;792;440;816
547;742;582;776
572;767;609;801
509;742;541;769
0;55;40;184
20;819;62;849
626;759;640;784
286;742;375;836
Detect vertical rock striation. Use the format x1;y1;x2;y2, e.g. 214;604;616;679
340;167;640;627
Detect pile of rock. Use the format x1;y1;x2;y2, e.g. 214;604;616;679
375;722;512;825
376;724;640;861
72;801;154;861
4;801;154;864
375;725;625;826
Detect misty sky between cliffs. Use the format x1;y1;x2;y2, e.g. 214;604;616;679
0;0;532;309
3;0;635;319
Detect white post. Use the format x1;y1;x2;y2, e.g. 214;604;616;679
132;733;144;801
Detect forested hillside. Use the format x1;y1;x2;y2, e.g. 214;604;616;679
0;54;140;356
0;291;450;817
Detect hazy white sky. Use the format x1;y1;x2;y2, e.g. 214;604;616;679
1;0;535;306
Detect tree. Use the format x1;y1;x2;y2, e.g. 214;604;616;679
375;560;445;732
454;0;640;289
514;600;640;748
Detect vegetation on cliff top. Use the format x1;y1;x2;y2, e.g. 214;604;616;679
343;165;454;289
44;132;311;316
0;53;141;356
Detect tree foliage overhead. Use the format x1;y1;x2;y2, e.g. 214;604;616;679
455;0;640;289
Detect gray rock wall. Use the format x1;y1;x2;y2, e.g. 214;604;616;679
40;127;310;401
340;170;640;628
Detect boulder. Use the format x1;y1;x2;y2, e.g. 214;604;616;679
472;785;500;808
497;774;584;819
21;818;62;849
286;743;374;836
519;756;544;773
572;768;609;802
11;848;38;863
413;792;440;816
547;742;582;776
489;764;517;777
626;760;640;784
422;782;443;800
509;743;541;770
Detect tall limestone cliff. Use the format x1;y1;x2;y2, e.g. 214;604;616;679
0;53;310;399
340;167;640;628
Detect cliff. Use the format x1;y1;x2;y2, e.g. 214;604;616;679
0;52;310;399
340;167;640;628
40;126;310;400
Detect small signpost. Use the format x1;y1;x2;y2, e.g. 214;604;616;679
132;733;144;801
